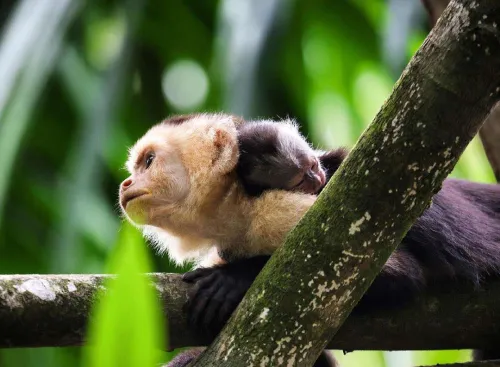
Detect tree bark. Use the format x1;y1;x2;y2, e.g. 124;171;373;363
3;274;500;351
0;273;198;349
191;1;500;365
422;0;500;182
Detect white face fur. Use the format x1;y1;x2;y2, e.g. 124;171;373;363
118;113;242;264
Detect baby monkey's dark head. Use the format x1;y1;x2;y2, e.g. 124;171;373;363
237;120;326;196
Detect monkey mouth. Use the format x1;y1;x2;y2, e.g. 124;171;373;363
120;190;150;209
309;170;326;192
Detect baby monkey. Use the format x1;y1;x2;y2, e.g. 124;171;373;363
237;119;347;196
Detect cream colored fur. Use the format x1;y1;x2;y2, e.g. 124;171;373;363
121;113;316;267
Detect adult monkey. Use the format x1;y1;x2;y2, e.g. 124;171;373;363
120;113;342;366
118;114;500;365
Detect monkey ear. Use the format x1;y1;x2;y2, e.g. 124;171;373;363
211;126;239;174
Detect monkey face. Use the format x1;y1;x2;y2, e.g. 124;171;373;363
237;119;327;196
288;156;326;194
120;114;240;229
119;139;190;227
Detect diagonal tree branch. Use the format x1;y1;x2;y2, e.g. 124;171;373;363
190;1;500;365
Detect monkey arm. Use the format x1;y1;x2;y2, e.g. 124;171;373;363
183;255;270;336
182;252;426;333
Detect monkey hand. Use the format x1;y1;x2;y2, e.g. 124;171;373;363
182;255;270;337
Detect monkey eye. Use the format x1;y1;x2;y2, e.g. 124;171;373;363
293;179;305;189
290;174;305;189
145;152;155;169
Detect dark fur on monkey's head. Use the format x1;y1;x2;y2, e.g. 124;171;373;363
237;120;327;196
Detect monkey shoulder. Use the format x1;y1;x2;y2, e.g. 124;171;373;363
246;190;316;252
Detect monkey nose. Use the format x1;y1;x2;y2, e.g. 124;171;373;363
317;170;326;187
121;178;133;191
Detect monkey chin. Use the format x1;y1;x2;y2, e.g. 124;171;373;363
120;196;152;226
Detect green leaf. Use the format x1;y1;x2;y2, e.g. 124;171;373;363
82;222;166;367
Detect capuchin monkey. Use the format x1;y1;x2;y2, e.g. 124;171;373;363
180;115;500;365
121;113;500;366
238;120;331;195
119;112;337;366
119;113;317;268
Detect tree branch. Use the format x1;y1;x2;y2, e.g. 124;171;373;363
0;274;198;349
2;274;500;352
191;1;500;365
422;0;500;182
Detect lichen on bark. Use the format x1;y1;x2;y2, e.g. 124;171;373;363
0;273;197;349
3;273;500;351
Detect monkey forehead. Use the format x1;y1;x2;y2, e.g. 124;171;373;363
126;113;241;172
163;112;246;128
245;118;298;131
273;120;313;165
126;126;177;173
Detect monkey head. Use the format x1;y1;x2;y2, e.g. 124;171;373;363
237;120;326;195
119;113;241;232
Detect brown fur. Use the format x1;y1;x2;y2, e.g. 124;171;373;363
120;113;315;267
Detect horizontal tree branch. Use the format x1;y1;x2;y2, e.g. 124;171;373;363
2;273;500;352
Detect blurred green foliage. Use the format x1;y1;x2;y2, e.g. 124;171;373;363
82;222;165;367
0;0;492;366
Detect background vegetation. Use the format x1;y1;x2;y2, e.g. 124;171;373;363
0;0;492;366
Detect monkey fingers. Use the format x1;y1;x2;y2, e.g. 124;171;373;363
182;267;214;283
186;272;223;332
216;288;245;329
201;285;232;333
182;256;271;334
186;270;241;335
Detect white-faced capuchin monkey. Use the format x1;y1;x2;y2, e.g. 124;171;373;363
121;113;500;366
119;113;317;268
119;113;339;367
